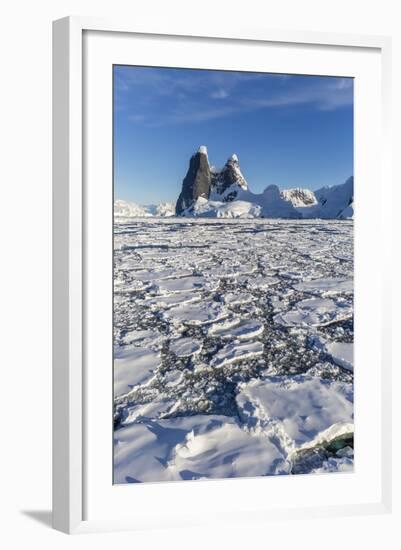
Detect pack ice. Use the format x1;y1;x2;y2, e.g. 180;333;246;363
114;217;354;482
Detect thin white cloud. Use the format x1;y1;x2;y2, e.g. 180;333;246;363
117;68;353;126
210;89;229;99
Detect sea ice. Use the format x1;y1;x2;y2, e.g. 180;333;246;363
114;218;354;482
141;291;202;309
294;277;353;296
223;292;254;306
170;337;203;358
274;297;352;327
211;340;264;367
122;329;165;349
325;342;354;371
153;276;215;295
162;301;228;326
236;375;354;453
114;414;287;483
114;347;161;397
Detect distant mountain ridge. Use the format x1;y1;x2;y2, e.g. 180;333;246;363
114;200;175;219
115;146;353;220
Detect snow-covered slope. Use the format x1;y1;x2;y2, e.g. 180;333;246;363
236;185;302;219
312;177;354;219
182;197;262;218
180;186;300;219
337;200;354;220
143;202;175;217
114;200;151;218
114;200;175;219
280;178;354;219
281;188;318;207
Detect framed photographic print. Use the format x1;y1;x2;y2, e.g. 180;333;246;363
52;17;392;533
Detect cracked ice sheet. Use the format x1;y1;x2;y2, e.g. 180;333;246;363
114;347;161;397
114;219;354;481
114;415;287;484
236;375;353;455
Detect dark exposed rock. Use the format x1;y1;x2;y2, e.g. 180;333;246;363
175;146;211;215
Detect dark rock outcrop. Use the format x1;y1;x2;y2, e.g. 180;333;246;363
175;146;211;215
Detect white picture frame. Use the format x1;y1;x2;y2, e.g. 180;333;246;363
52;16;392;534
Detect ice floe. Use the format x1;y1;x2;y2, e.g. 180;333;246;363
114;347;161;397
170;337;203;358
293;277;353;296
153;275;216;295
207;319;264;341
114;414;287;483
236;375;353;453
274;297;352;327
325;342;354;371
211;340;264;367
162;300;228;326
121;329;165;349
141;291;202;309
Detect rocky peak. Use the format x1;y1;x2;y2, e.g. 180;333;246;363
210;153;248;201
175;146;212;215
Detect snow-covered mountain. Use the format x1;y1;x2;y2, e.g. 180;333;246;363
114;200;175;220
114;200;151;218
313;177;354;219
176;146;300;218
281;188;318;208
210;153;248;200
175;146;249;215
175;146;353;219
236;185;301;219
143;202;176;217
114;147;353;220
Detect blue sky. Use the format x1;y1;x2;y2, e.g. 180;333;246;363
114;66;353;204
